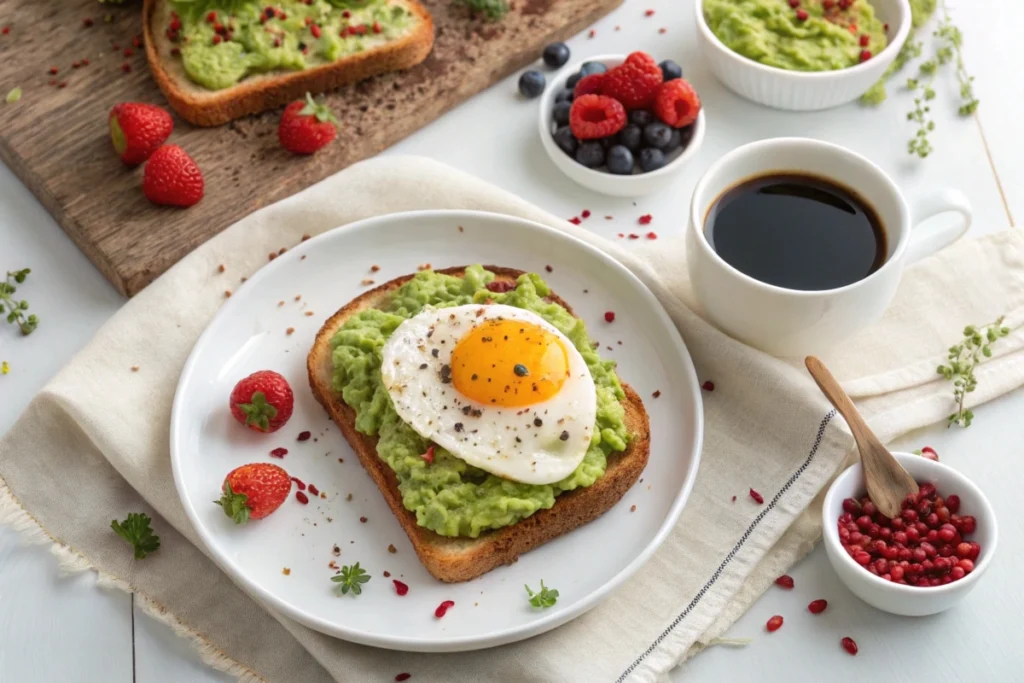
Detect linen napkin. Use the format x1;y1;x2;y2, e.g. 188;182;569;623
3;156;1023;683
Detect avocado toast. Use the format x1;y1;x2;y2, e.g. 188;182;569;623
307;266;650;583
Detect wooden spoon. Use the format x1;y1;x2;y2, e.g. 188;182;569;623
805;356;918;519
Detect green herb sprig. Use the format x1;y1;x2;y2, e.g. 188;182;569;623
524;579;558;608
452;0;508;21
111;513;161;559
332;562;371;596
1;269;39;335
937;317;1010;428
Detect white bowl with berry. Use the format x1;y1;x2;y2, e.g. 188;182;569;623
538;53;705;197
822;451;997;616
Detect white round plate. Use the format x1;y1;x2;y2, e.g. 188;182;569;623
171;210;703;652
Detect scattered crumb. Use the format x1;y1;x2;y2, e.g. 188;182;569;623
278;300;285;307
286;327;295;336
732;495;737;502
333;545;341;556
361;278;375;286
301;233;311;241
328;560;339;570
269;252;276;261
282;568;291;576
617;340;623;345
647;484;652;490
606;346;613;351
346;493;353;501
301;255;307;261
278;247;287;256
458;226;464;233
370;264;380;273
338;457;344;463
474;602;479;607
652;390;661;398
630;505;636;512
659;27;667;33
320;492;326;499
224;290;232;298
359;516;368;523
217;264;226;273
588;28;596;38
615;25;621;30
583;289;589;294
545;265;553;272
241;277;247;283
294;295;301;301
130;366;139;372
388;544;397;554
304;311;314;316
417;263;431;271
383;570;391;577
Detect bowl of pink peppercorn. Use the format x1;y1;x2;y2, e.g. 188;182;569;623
822;451;997;616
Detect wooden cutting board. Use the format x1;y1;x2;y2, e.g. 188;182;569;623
0;0;620;296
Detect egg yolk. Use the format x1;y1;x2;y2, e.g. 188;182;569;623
451;319;569;407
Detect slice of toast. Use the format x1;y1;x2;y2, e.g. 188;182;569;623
307;266;651;582
143;0;434;126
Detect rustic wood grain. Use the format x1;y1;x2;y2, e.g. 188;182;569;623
0;0;621;296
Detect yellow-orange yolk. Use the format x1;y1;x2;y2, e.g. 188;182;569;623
451;319;569;407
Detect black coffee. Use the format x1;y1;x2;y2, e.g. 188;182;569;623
705;173;886;291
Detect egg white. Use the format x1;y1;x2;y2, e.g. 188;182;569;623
380;304;597;485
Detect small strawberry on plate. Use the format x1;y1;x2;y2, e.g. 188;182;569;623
142;144;204;207
109;102;173;166
278;93;337;155
216;463;291;523
229;370;294;433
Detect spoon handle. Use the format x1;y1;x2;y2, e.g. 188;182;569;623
804;356;873;444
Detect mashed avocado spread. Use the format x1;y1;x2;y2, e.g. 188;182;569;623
167;0;417;91
703;0;887;72
329;266;629;538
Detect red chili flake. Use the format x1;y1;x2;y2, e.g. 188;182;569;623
82;58;90;66
644;9;655;16
342;10;351;18
588;28;596;38
581;209;591;218
393;580;409;596
701;380;715;391
311;23;322;38
749;488;764;505
373;21;382;34
638;214;653;225
434;600;455;618
545;265;553;272
859;34;870;47
206;10;217;22
132;35;143;48
359;516;368;523
58;82;67;89
646;231;658;240
775;575;795;589
290;477;306;491
485;280;515;293
48;66;59;75
628;233;640;239
652;390;661;398
883;23;889;31
270;447;288;458
395;675;411;682
859;50;872;62
383;570;391;577
731;495;737;502
123;48;134;57
796;9;809;21
83;17;94;28
421;445;435;464
212;35;222;45
568;216;582;225
308;483;320;496
604;311;616;323
658;27;667;34
72;61;81;68
296;491;309;504
1;26;10;35
617;233;624;238
297;430;312;442
356;24;367;35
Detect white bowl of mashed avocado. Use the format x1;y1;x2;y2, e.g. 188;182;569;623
697;0;911;111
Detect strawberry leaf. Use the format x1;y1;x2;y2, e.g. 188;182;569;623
215;482;251;525
111;513;161;560
238;391;277;431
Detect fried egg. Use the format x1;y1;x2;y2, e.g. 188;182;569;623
380;303;597;485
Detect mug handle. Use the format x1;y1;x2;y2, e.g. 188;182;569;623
905;188;972;264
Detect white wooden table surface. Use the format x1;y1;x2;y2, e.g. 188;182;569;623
1;1;1020;680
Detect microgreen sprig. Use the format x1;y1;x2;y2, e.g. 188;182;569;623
332;562;371;596
1;269;39;335
524;579;559;608
452;0;509;21
111;513;161;560
937;317;1011;428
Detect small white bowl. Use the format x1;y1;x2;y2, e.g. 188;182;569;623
822;452;997;616
538;54;706;198
695;0;911;111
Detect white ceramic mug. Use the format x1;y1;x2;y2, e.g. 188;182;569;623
686;138;971;357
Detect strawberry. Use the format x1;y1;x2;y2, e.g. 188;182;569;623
600;51;663;110
142;145;204;207
109;102;173;166
278;93;337;154
230;370;294;433
216;463;291;523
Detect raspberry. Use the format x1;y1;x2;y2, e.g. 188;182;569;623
601;51;663;109
653;79;701;128
569;95;627;140
574;73;605;98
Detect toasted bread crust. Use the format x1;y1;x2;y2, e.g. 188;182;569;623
307;266;650;582
143;0;435;127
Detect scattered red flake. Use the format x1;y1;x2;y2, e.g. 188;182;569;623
393;580;409;596
617;233;624;238
121;63;133;73
82;58;90;66
1;26;10;35
859;34;870;47
604;311;616;323
83;17;94;28
296;491;309;504
311;23;322;38
421;445;435;464
72;61;82;68
581;209;591;218
171;47;181;57
615;25;621;31
297;430;312;442
731;495;737;502
775;575;795;589
884;23;889;31
652;390;661;398
749;488;764;504
308;484;320;496
702;381;715;391
796;9;809;21
568;216;582;225
638;214;653;225
859;50;872;62
132;34;143;48
48;66;59;75
290;477;306;491
545;265;553;272
588;29;596;38
920;445;939;461
395;675;411;682
788;0;800;6
124;48;134;57
644;9;655;16
628;233;640;239
434;600;455;618
658;27;667;34
373;21;382;34
605;215;613;220
206;10;217;22
270;447;288;458
383;570;391;577
646;231;658;240
57;82;67;89
360;516;368;523
212;35;222;45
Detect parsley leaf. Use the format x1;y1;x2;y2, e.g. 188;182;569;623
525;579;558;608
111;513;161;560
331;562;371;596
452;0;508;21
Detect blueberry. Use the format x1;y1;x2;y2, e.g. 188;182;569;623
575;141;606;168
616;124;642;152
518;70;546;98
643;122;672;149
543;42;571;69
659;59;683;81
664;128;682;152
553;126;578;156
566;71;584;89
553;101;571;126
629;109;653;127
639;148;667;172
554;88;574;104
679;123;695;147
579;61;607;76
606;146;635;175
